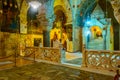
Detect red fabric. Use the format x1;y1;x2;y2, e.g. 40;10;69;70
114;74;120;80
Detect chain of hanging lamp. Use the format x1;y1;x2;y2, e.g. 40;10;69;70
85;0;91;26
27;0;49;4
105;0;108;18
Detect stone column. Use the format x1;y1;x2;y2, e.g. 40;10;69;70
106;25;110;50
81;44;87;67
106;19;111;50
82;26;89;49
44;0;55;47
79;27;83;52
119;24;120;50
43;17;54;47
102;28;106;50
43;31;50;47
69;0;82;52
0;0;2;30
0;32;1;56
0;1;2;56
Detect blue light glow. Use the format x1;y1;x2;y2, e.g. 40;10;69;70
86;30;90;35
86;20;91;25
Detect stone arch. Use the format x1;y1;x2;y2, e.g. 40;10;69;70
53;0;72;24
54;5;66;16
48;0;73;49
82;0;97;24
50;0;72;49
54;5;67;29
50;5;68;49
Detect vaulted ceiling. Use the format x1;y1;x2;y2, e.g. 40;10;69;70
1;0;120;24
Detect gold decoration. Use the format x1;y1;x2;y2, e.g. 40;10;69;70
3;1;7;5
10;3;13;7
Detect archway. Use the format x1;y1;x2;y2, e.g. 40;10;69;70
50;5;67;49
86;26;104;50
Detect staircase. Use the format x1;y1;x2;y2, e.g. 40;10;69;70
88;38;104;50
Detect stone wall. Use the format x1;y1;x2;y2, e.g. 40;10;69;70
0;32;19;56
0;32;43;57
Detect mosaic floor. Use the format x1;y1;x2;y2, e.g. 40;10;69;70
0;62;114;80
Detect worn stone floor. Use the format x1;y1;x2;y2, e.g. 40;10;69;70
64;52;82;66
0;58;33;70
64;58;82;66
0;61;114;80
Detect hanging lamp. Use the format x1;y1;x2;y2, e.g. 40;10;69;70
29;0;42;9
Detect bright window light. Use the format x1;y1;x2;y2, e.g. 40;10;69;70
29;1;42;9
86;20;91;25
86;30;90;35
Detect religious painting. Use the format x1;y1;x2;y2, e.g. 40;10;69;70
34;38;42;47
27;20;43;34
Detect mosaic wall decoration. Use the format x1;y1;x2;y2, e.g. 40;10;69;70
0;32;19;56
1;0;20;33
34;38;42;47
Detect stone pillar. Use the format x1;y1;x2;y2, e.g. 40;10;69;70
102;28;106;50
69;0;82;52
106;25;110;50
0;32;1;56
81;44;87;67
82;26;88;49
44;0;55;47
79;27;83;52
43;19;53;47
73;27;82;51
43;31;50;47
19;0;28;34
119;24;120;50
106;19;111;50
72;14;77;52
